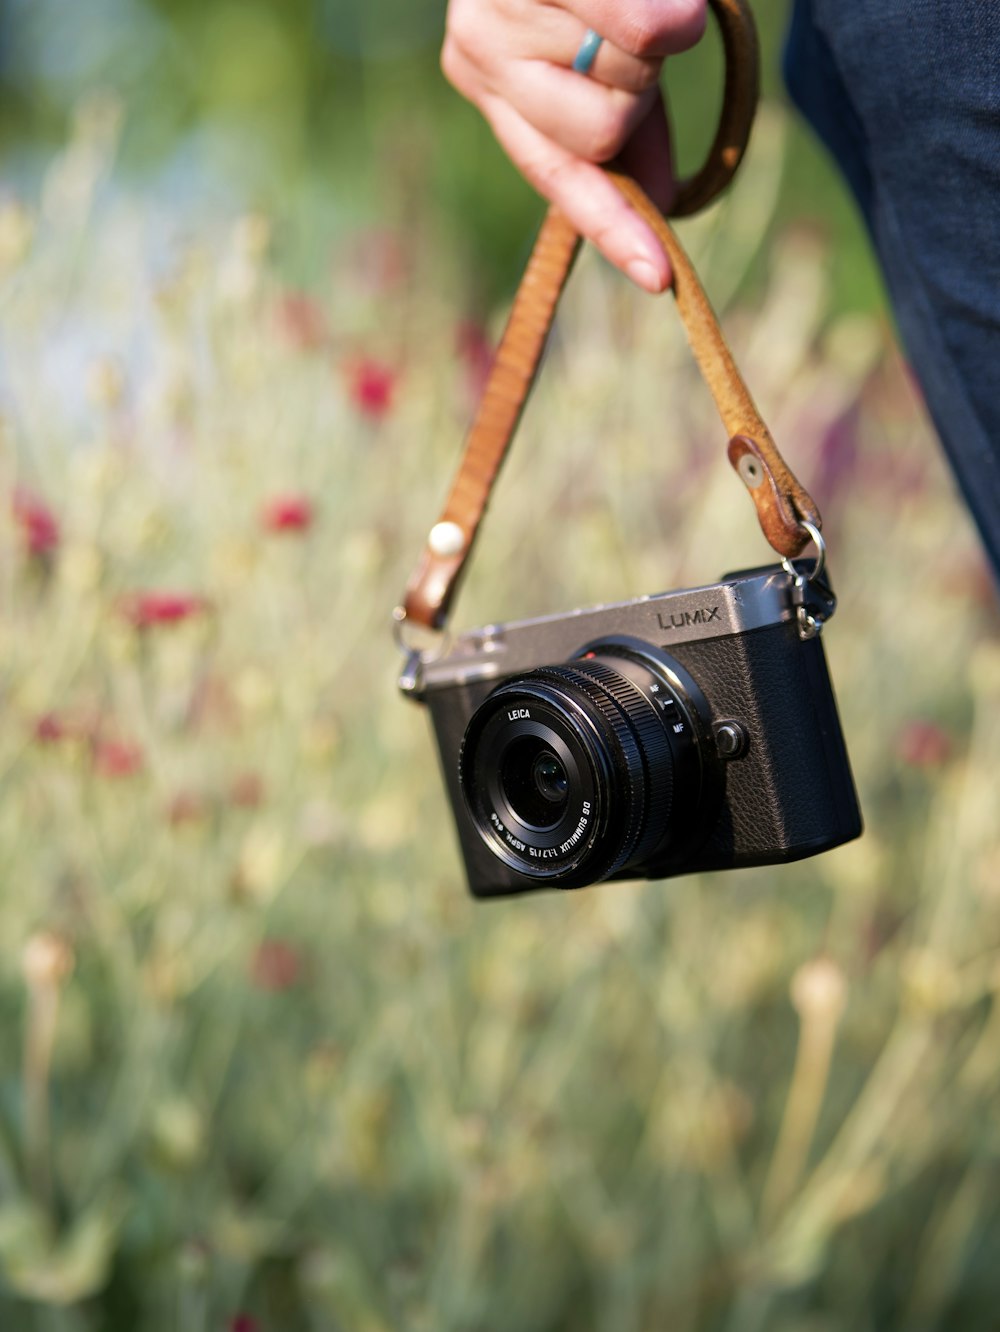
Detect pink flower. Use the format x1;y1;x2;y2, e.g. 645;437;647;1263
229;1318;260;1332
896;720;953;769
12;489;59;557
93;738;144;779
346;357;397;420
250;940;301;992
119;592;209;629
274;292;327;351
32;711;97;746
34;712;70;744
260;494;314;534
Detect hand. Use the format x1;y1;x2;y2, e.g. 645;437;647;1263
441;0;707;292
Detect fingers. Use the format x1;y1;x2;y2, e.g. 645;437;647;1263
474;89;672;292
442;9;665;175
462;3;662;93
441;0;710;291
578;37;662;95
450;40;659;164
566;0;708;58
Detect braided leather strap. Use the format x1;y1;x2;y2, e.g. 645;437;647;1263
403;0;820;633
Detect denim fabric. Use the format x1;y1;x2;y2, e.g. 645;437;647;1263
784;0;1000;578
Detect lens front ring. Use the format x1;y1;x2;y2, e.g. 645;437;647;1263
459;656;681;886
462;685;611;881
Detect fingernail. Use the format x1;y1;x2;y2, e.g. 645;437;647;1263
626;257;666;293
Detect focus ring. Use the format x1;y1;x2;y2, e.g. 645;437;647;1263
534;664;659;879
567;660;674;868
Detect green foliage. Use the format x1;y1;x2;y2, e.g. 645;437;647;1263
0;0;881;311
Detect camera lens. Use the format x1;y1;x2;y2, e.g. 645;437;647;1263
500;740;569;828
533;750;569;804
459;643;704;887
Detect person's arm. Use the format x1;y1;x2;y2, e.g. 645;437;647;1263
441;0;707;292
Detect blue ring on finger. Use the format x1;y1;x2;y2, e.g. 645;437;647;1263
572;29;604;76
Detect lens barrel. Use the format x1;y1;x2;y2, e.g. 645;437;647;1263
459;646;702;887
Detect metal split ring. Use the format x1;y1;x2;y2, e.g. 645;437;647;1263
392;606;450;694
781;518;827;587
780;520;835;639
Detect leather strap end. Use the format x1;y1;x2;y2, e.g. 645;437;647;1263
727;434;820;558
403;546;466;631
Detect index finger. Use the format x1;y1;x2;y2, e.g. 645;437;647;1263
480;89;672;292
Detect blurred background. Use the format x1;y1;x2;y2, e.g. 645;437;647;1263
0;1;998;1329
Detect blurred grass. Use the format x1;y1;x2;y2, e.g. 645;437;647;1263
0;0;882;313
0;6;997;1331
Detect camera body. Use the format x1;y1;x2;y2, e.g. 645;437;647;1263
406;564;862;898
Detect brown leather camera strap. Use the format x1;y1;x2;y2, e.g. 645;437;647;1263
402;0;821;634
672;0;761;218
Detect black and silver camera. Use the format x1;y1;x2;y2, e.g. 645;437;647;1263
401;563;862;898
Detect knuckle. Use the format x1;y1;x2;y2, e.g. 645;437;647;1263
440;37;478;98
530;152;581;210
589;211;621;251
445;0;488;64
618;14;661;58
539;155;575;197
631;58;662;92
618;0;707;56
584;103;633;162
670;0;708;46
439;37;462;88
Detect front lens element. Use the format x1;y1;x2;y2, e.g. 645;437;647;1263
533;750;569;804
499;738;569;829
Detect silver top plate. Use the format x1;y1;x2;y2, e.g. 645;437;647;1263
419;566;795;693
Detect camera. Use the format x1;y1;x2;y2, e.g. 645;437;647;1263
402;563;862;898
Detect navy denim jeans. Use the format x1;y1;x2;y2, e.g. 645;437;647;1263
784;0;1000;578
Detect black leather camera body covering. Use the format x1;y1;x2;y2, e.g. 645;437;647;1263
408;565;862;898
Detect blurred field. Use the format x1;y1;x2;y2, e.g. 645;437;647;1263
1;12;1000;1332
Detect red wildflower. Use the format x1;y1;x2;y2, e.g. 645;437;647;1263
32;711;96;746
229;1318;260;1332
275;292;327;351
260;494;314;534
250;939;301;993
12;489;59;557
93;738;144;779
896;720;953;769
229;771;265;808
119;592;209;629
346;357;397;420
34;712;69;744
